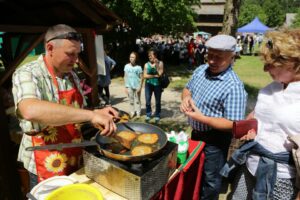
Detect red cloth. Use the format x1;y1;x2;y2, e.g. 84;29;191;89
152;140;205;200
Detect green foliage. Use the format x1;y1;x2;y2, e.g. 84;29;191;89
101;0;200;36
238;3;267;26
262;0;285;27
291;8;300;28
239;0;292;27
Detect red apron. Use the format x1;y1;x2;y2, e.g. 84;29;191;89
32;57;84;182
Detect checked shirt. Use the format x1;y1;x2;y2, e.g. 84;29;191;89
186;64;247;132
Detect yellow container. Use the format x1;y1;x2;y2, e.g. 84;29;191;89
45;184;103;200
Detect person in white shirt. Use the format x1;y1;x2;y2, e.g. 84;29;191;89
229;28;300;200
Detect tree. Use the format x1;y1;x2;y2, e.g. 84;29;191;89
292;8;300;28
238;0;288;28
222;0;242;36
101;0;200;37
262;0;285;27
238;3;267;26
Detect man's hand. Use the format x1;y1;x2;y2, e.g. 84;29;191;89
183;100;205;122
92;106;119;136
180;95;193;113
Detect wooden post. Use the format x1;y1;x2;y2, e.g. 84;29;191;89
0;91;22;199
85;30;99;107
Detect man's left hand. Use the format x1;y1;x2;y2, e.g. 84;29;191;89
184;100;205;122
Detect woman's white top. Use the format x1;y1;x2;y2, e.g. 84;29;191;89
247;81;300;178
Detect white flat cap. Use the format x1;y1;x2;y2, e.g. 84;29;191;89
206;34;236;52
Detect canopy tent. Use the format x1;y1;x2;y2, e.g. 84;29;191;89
193;31;211;39
237;17;270;33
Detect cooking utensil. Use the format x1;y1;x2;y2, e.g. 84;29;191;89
94;123;134;149
25;122;167;162
25;140;98;151
95;122;168;162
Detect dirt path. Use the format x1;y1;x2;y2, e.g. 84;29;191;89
109;80;187;123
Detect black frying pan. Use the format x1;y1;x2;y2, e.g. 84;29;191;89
94;122;168;162
27;122;168;162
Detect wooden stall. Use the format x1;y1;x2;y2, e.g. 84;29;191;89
0;0;120;199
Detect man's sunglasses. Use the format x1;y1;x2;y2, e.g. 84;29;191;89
46;32;83;43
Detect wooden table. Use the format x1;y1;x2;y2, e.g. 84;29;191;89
70;168;127;200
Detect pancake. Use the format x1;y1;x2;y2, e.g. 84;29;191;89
137;133;159;144
131;145;152;156
116;131;137;142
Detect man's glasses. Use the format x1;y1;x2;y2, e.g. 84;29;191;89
46;32;83;43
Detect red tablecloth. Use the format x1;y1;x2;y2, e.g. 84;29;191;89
152;139;205;200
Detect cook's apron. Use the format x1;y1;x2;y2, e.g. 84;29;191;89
32;56;84;182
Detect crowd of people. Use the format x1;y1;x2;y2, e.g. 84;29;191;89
236;33;264;56
135;33;208;69
11;23;300;200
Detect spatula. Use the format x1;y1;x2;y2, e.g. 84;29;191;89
94;123;136;150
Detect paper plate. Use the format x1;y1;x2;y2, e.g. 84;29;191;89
30;176;77;200
45;184;103;200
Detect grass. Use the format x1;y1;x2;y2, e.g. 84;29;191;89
234;55;272;107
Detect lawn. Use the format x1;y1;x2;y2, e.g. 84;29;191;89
234;55;272;89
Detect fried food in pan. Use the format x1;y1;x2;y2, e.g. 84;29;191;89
137;133;159;144
116;131;137;142
131;145;152;156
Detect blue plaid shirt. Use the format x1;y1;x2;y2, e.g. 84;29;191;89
186;64;247;131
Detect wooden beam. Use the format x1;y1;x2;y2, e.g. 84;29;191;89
84;31;99;106
77;57;92;77
0;34;44;86
0;25;93;33
68;0;106;25
14;35;33;57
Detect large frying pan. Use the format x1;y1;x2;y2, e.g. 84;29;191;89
26;122;168;162
94;122;168;162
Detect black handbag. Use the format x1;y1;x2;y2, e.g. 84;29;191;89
159;73;170;89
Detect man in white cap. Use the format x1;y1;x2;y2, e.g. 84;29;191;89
180;34;247;200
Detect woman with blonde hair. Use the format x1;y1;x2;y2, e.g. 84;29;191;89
223;28;300;200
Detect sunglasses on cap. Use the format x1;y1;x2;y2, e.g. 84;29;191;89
46;32;83;43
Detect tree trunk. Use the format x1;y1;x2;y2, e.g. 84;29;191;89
222;0;242;36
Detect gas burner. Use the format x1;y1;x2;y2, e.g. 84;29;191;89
83;142;178;200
